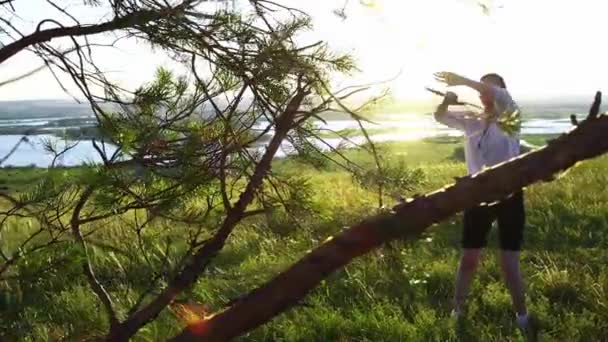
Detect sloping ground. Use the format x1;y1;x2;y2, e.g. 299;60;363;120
199;137;608;341
1;137;607;341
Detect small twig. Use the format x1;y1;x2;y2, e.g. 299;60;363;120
0;64;47;87
69;186;120;331
587;91;602;119
49;140;79;168
0;134;32;167
0;0;16;11
570;114;579;126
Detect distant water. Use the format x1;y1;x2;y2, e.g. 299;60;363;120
0;116;572;167
0;116;94;127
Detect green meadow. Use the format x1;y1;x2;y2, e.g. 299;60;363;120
1;134;607;341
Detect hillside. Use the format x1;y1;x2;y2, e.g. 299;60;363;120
1;136;606;340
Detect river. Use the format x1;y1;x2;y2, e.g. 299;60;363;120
0;115;572;167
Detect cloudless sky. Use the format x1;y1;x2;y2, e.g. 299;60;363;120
1;0;607;102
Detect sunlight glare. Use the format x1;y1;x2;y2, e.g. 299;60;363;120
340;0;500;102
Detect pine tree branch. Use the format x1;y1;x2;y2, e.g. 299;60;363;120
0;5;186;65
104;86;311;341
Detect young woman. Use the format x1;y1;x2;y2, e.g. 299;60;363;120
433;71;536;340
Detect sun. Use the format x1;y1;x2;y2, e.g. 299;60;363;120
339;0;499;102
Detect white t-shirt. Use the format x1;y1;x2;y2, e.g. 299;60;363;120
436;87;520;175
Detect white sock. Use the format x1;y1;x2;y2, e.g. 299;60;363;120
516;313;529;329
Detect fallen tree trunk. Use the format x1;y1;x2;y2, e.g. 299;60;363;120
171;93;606;341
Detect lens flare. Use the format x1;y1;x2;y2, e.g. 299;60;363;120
171;301;216;335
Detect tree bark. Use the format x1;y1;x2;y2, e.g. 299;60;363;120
170;103;608;341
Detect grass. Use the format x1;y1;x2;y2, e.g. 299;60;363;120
1;134;608;341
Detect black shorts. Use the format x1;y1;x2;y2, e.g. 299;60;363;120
462;191;525;251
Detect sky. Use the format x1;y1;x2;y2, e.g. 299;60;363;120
1;0;607;102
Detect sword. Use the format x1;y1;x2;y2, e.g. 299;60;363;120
425;87;483;110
